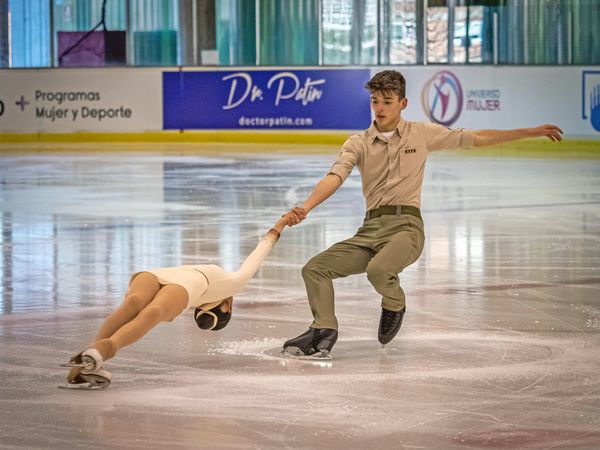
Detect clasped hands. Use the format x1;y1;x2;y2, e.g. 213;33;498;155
283;207;307;227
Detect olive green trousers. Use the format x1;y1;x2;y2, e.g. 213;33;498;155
302;213;425;330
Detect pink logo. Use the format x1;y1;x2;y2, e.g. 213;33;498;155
421;70;464;127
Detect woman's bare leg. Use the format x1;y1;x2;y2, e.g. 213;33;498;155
91;272;161;343
66;273;164;382
94;284;188;360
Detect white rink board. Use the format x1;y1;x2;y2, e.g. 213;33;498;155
0;68;162;132
0;66;599;137
397;66;600;138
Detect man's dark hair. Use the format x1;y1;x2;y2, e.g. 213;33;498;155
365;70;406;99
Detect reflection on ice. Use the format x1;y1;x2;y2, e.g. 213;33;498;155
0;148;599;449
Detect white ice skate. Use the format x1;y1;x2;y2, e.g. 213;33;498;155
60;348;103;371
59;368;112;390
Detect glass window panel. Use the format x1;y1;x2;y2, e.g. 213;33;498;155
322;0;376;65
131;0;179;66
360;0;377;64
8;0;51;67
427;6;448;63
452;6;483;64
386;0;417;65
1;2;8;67
216;0;256;66
53;0;127;67
467;6;483;63
322;0;354;64
259;0;319;66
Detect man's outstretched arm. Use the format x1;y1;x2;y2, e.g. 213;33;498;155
472;124;563;147
287;174;343;226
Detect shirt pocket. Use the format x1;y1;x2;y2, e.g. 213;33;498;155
397;146;426;178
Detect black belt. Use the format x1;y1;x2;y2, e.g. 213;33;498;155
365;205;421;221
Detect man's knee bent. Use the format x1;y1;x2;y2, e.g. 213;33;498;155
366;265;397;287
302;256;333;281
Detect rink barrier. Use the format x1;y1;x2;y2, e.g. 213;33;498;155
0;132;598;158
0;131;349;146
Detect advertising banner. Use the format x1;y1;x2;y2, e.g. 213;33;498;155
0;68;162;132
396;66;600;138
0;66;598;137
163;69;372;130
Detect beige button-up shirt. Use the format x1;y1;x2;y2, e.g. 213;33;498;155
328;118;475;209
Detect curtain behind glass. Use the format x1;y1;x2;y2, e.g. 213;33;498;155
497;0;598;65
259;0;319;65
572;0;600;64
131;0;179;66
1;0;8;67
216;0;256;65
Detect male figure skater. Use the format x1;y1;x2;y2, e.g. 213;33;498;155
63;214;292;389
282;70;563;358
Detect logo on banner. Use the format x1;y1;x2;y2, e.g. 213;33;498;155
421;70;463;127
582;71;600;133
162;69;371;130
222;72;325;110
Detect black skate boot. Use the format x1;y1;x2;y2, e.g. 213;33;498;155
282;328;338;359
378;307;406;346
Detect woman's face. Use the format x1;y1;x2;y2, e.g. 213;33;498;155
220;297;233;313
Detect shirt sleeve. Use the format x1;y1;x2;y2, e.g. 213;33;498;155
328;138;359;183
423;122;475;152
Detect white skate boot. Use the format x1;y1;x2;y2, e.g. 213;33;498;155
59;368;112;390
60;348;104;371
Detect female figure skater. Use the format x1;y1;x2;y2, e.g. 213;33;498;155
62;215;291;389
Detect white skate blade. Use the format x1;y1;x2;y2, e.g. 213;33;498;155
59;360;94;369
58;376;110;390
58;380;109;390
59;369;111;390
281;347;333;361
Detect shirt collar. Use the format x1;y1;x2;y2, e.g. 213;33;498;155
367;117;407;144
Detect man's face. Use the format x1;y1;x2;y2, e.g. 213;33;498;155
370;90;407;132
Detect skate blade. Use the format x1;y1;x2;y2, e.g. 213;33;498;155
281;347;333;361
58;380;110;390
59;361;94;368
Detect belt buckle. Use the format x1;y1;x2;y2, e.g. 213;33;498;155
395;205;402;216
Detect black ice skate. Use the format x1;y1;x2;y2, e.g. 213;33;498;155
378;307;406;346
282;327;338;360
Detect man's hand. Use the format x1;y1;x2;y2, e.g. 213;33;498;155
531;124;563;142
285;207;307;227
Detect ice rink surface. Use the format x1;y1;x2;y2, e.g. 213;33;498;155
0;144;599;449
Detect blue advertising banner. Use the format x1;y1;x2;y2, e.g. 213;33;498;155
163;69;371;130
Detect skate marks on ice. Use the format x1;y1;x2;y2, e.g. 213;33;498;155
202;329;588;381
205;337;334;368
264;347;333;368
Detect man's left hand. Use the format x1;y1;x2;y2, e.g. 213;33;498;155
532;124;563;142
